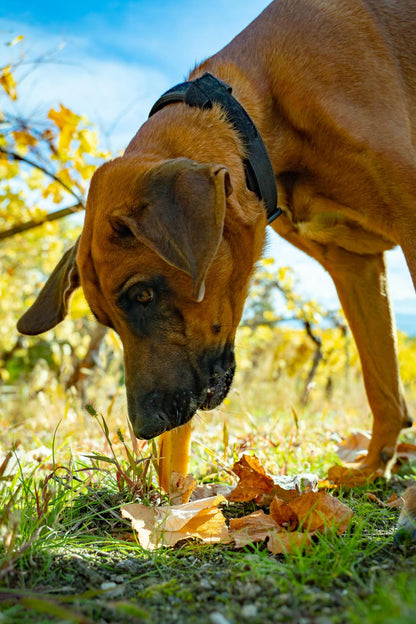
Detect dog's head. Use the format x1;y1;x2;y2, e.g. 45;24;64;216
17;155;265;438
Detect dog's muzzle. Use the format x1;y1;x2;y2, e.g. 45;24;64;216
128;349;236;439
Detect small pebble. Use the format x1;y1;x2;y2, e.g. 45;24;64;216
199;578;212;589
209;611;231;624
241;603;258;618
100;581;117;591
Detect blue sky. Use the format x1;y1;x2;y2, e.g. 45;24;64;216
1;1;415;331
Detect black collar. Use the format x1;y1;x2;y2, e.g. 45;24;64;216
148;72;281;224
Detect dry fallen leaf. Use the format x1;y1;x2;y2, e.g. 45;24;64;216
396;442;416;459
229;510;279;547
327;464;380;487
336;432;371;464
190;482;233;501
121;495;230;549
122;453;353;554
168;471;198;504
227;455;274;502
335;433;416;475
262;473;319;505
267;531;312;555
288;491;353;533
270;496;299;531
385;492;403;508
366;492;403;509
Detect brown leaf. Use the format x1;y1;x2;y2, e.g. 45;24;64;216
288;491;353;533
267;531;312;555
229;510;279;547
366;492;403;509
261;473;319;505
121;495;229;549
386;492;403;509
327;464;379;487
190;483;233;501
336;431;370;464
227;455;274;502
270;497;299;531
168;471;197;504
395;443;416;464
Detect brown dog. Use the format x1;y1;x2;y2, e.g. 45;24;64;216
17;0;416;472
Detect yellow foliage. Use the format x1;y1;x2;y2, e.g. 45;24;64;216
0;159;19;179
48;104;81;132
42;181;64;203
0;64;17;100
7;35;24;47
263;310;276;321
12;129;37;150
69;289;91;320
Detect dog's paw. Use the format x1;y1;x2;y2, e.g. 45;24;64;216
394;486;416;546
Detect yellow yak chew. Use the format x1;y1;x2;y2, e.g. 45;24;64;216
158;421;192;493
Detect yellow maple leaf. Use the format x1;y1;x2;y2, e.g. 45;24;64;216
48;104;81;130
12;129;37;149
48;105;82;154
0;65;17;100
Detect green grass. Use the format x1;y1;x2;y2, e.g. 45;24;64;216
1;344;416;624
1;408;416;624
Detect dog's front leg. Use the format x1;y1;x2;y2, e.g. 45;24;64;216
327;249;412;472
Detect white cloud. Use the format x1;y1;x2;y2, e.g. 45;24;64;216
1;10;414;328
0;20;170;153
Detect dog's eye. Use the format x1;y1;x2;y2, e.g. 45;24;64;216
136;288;154;305
110;217;133;239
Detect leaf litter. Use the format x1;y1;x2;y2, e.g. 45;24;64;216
323;430;416;488
121;454;353;554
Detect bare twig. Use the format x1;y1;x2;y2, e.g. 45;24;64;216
0;146;85;206
0;203;84;240
301;320;323;406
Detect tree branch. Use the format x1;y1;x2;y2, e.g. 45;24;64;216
0;202;84;240
0;146;86;206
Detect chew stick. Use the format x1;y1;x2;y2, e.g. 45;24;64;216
158;421;192;493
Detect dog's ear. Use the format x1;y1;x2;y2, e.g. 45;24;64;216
112;159;232;301
17;241;80;335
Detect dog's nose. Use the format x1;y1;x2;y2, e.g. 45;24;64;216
212;362;226;376
127;388;196;440
210;347;236;377
132;409;170;440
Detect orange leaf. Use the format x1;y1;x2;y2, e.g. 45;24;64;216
288;491;353;533
270;497;299;531
385;492;403;509
366;492;403;509
261;473;319;506
227;455;274;502
12;130;37;148
327;464;379;487
267;531;312;555
229;510;279;547
48;104;81;130
396;442;416;461
336;431;370;464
